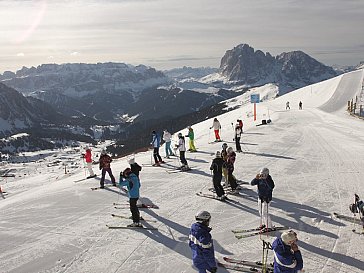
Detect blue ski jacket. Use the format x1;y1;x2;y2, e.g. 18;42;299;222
189;222;216;271
119;173;140;198
151;133;160;148
251;175;275;202
272;237;303;273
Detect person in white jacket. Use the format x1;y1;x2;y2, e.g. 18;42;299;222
175;133;189;170
210;118;221;142
162;129;174;158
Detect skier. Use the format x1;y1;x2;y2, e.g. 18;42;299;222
151;131;164;166
189;211;217;273
119;167;141;227
234;123;242;153
221;143;229;185
162;129;174;158
271;230;304;273
349;194;364;228
250;168;275;228
286;101;290;110
225;147;238;191
237;119;243;132
298;101;302;110
210;118;221;142
175;132;189;171
98;149;116;188
186;126;197;152
128;157;142;178
210;151;226;200
82;146;96;179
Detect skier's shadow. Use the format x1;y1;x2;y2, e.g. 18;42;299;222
141;209;233;259
187;158;208;163
243;151;295;160
270;198;344;239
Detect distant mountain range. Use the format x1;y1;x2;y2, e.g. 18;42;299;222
1;43;356;153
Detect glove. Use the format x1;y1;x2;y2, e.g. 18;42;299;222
233;138;235;141
211;267;217;273
209;127;212;129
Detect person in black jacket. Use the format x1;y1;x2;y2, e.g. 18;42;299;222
128;157;142;178
251;167;275;229
210;151;226;200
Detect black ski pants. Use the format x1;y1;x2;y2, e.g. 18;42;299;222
179;151;187;165
228;170;238;190
153;147;162;163
130;198;140;223
235;136;242;152
100;168;116;187
213;175;225;197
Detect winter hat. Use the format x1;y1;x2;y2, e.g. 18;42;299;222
152;130;156;134
123;168;132;177
215;151;221;158
227;147;233;154
281;230;297;245
259;167;269;178
128;157;135;164
178;132;183;137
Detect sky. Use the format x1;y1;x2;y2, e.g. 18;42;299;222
1;69;364;272
0;0;364;73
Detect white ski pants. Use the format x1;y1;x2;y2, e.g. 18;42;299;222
258;198;272;228
86;162;95;176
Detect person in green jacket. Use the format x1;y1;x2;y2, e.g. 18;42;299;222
186;126;197;152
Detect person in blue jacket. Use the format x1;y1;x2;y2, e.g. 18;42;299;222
251;167;275;228
151;130;164;166
272;230;303;273
119;167;141;227
189;211;217;273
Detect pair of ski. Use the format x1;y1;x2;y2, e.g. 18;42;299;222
196;192;230;202
106;224;158;230
111;213;157;223
218;257;273;273
113;202;159;209
74;174;97;183
232;226;289;239
166;167;192;174
91;184;119;191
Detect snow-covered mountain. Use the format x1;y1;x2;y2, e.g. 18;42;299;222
1;69;363;273
219;44;338;93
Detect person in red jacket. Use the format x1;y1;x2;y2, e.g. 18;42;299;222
99;149;116;188
83;146;96;179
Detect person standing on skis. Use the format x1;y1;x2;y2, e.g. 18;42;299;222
210;118;221;142
234;123;242;153
225;147;238;191
210;151;226;200
272;230;303;273
251;167;275;229
186;126;197;152
151;131;164;166
162;129;174;158
119;167;141;227
176;132;189;171
99;149;116;188
82;146;96;179
189;211;217;273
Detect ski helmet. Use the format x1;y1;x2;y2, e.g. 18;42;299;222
178;132;183;137
195;211;211;223
222;143;228;149
259;167;269;178
128;157;135;164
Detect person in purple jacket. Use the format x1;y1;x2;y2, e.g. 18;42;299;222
272;230;303;273
189;211;217;273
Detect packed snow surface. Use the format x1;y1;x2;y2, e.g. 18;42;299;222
0;69;364;273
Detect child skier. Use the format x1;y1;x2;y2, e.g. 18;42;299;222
99;149;116;188
250;167;275;228
186;126;197;152
189;211;217;273
128;157;142;178
119;167;141;227
271;230;304;273
209;151;226;200
221;143;229;185
162;129;174;158
225;147;238;191
82;146;96;179
210;118;221;142
175;132;189;171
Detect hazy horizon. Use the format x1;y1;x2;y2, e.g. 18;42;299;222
1;0;363;73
